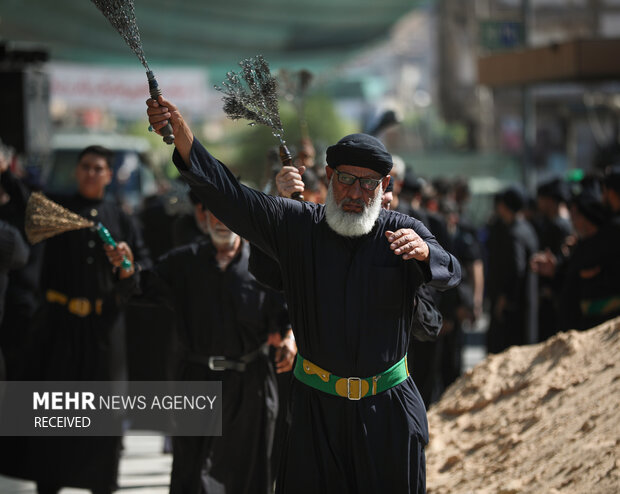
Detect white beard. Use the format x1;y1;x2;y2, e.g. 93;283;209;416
207;223;239;248
325;180;383;237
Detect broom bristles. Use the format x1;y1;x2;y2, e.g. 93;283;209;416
25;192;94;244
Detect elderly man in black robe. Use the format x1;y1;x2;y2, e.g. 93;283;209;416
251;165;445;475
147;96;461;494
125;205;292;494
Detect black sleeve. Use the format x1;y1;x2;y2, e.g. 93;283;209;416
458;229;483;263
0;170;31;212
131;249;180;312
264;287;291;337
0;219;29;272
249;243;284;292
422;241;462;291
172;138;306;259
399;214;462;291
410;285;443;342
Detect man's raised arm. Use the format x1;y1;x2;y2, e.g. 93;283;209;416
147;96;194;165
145;96;305;260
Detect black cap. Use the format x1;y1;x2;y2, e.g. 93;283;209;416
537;177;569;203
326;133;392;177
570;178;607;226
401;169;423;194
499;185;526;212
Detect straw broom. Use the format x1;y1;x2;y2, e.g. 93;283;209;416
25;191;132;271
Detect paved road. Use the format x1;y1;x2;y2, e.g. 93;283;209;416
0;434;172;493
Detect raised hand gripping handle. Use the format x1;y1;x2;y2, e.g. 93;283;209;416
279;144;304;201
147;71;175;145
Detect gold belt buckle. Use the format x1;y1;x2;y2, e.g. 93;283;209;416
68;298;92;317
335;376;369;399
347;377;362;400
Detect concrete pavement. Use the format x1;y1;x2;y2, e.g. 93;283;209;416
0;434;172;493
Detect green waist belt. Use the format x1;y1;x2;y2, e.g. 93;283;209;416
581;295;620;316
293;354;409;400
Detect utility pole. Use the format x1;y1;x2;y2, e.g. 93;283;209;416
521;0;536;193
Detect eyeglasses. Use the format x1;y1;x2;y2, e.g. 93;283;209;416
333;169;384;191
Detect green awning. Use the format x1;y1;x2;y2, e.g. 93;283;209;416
1;0;431;79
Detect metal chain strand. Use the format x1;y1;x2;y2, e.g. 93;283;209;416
90;0;149;69
214;55;285;143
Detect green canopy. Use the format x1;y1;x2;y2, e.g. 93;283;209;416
1;0;430;78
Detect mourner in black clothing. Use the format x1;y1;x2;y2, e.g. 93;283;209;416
0;164;44;381
0;220;29;325
531;178;572;256
486;186;538;353
132;210;292;494
0;219;29;384
530;178;573;341
436;199;482;390
0;160;44;481
147;96;461;494
559;177;620;330
126;193;178;401
2;146;149;494
265;160;445;410
398;169;429;226
257;163;445;413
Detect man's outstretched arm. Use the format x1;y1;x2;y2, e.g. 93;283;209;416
145;96;305;261
146;96;194;165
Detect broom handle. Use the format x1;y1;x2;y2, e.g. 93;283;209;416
279;144;304;201
96;223;133;272
147;71;175;145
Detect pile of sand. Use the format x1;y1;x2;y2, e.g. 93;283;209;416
426;317;620;494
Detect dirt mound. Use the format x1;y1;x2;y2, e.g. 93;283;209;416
426;317;620;494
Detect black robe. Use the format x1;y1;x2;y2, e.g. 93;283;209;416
0;170;45;381
486;216;538;353
172;139;461;494
135;240;288;494
559;216;620;331
22;193;147;491
532;214;572;340
0;219;30;385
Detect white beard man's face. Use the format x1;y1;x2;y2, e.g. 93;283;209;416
324;179;383;237
207;221;239;248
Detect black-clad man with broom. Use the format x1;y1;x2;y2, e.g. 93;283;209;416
0;145;149;494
